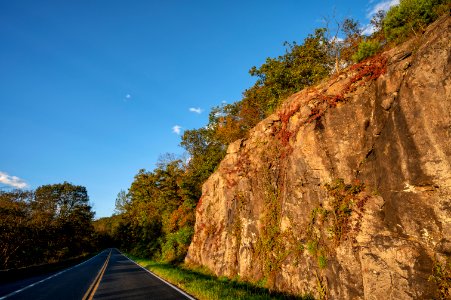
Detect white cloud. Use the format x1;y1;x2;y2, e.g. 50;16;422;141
172;125;182;135
329;36;344;43
367;0;399;18
362;24;376;35
189;107;203;114
0;171;28;189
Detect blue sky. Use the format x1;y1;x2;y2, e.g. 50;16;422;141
0;0;398;218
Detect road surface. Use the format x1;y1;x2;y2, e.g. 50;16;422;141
0;249;193;300
93;249;192;299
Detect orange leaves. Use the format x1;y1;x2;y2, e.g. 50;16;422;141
168;204;195;233
214;99;263;145
270;53;387;156
215;115;245;144
347;54;388;90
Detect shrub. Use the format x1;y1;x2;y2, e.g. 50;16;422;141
160;226;194;263
383;0;450;43
352;40;381;62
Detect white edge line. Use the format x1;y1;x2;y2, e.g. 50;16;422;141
0;250;109;300
120;251;196;300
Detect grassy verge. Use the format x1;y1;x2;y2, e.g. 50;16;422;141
127;254;313;300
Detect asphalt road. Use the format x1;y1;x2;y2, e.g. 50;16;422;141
0;249;193;300
93;249;192;299
0;250;110;300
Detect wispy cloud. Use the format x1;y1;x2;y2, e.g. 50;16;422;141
0;171;28;189
172;125;182;135
189;107;203;114
367;0;399;18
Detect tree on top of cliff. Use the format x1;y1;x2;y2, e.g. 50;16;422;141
383;0;450;42
246;28;332;114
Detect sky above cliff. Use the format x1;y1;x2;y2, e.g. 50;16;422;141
0;0;399;218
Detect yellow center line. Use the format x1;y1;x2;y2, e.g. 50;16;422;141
82;249;112;300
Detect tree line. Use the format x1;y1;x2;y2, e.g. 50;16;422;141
0;182;95;269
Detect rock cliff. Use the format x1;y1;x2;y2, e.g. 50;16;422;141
186;15;450;299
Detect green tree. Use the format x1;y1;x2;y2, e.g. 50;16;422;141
247;28;331;113
202;26;336;153
114;190;130;215
384;0;449;42
0;190;33;268
352;39;381;62
1;183;95;269
33;182;94;259
181;127;226;198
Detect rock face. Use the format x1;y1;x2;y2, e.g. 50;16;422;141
186;16;450;299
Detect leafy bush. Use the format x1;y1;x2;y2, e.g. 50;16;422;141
160;226;194;263
383;0;450;42
352;40;381;62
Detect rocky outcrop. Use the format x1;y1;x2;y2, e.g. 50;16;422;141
186;15;450;299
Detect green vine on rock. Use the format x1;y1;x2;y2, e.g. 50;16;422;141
305;178;369;272
429;256;451;299
253;139;295;288
324;178;368;245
